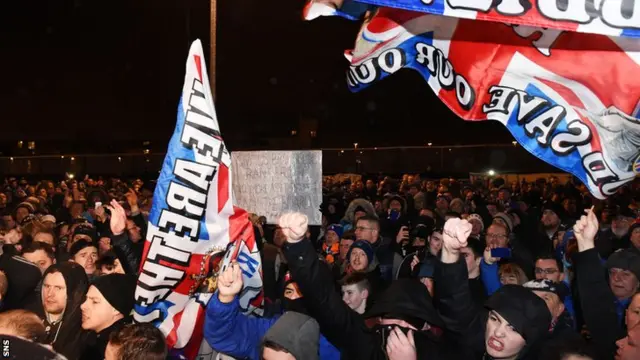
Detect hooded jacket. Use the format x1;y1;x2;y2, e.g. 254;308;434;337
340;199;377;229
435;258;551;360
283;239;464;360
34;262;92;360
262;312;320;360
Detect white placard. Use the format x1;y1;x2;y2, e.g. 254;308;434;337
232;151;322;225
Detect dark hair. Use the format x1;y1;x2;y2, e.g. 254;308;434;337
340;272;370;292
22;241;56;260
97;252;118;269
262;340;292;358
535;253;564;272
341;230;356;241
465;237;484;259
108;323;167;360
357;215;380;230
0;309;46;343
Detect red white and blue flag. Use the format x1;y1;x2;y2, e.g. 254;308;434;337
306;0;640;199
133;40;263;359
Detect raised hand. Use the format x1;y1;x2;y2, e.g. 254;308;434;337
107;200;127;236
483;245;501;265
278;212;309;243
218;262;243;303
396;226;409;244
125;189;139;213
386;328;416;360
573;206;598;252
441;218;472;263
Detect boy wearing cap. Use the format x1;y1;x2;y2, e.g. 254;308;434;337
80;274;137;360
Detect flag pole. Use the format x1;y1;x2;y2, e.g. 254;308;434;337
210;0;217;100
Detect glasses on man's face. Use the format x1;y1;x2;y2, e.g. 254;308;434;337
535;267;559;275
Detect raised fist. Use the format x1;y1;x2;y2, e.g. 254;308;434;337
278;212;309;243
443;218;472;254
218;262;243;303
573;206;598;252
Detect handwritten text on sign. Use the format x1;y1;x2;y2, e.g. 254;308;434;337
232;151;322;225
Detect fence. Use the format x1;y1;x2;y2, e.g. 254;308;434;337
0;144;557;178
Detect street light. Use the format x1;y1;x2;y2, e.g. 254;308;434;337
488;170;496;176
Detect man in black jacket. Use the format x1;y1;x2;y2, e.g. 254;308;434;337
279;212;464;360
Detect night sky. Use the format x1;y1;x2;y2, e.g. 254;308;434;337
0;0;513;155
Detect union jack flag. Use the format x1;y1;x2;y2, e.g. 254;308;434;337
308;2;640;198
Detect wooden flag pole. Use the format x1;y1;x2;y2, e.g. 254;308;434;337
210;0;217;100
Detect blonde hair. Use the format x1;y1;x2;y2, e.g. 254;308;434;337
498;263;528;285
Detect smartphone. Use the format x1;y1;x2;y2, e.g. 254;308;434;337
491;248;512;258
95;202;102;209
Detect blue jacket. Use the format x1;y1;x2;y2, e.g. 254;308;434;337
204;293;340;360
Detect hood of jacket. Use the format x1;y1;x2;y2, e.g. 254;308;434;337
263;311;320;360
341;198;377;225
41;262;91;359
365;279;444;329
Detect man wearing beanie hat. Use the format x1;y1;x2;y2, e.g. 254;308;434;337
14;202;35;224
262;312;320;360
493;212;513;233
346;240;374;273
80;274;137;360
435;218;551;359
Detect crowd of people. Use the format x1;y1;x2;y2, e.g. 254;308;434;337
207;174;640;360
0;177;165;359
1;174;640;359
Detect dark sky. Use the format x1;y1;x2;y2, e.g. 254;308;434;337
0;0;513;155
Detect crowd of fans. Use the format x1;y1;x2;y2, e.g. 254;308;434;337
1;173;640;359
208;174;640;359
0;177;166;359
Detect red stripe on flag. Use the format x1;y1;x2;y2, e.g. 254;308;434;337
194;55;203;82
217;164;230;213
538;78;602;152
442;19;640;119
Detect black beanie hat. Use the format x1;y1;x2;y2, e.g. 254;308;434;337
72;225;97;243
69;239;97;258
485;285;551;346
91;274;137;316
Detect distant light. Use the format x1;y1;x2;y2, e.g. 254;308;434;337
488;170;496;176
118;157;122;162
340;150;344;154
374;147;378;150
143;149;150;155
70;157;75;161
291;130;297;136
360;151;363;154
146;158;150;163
143;141;151;146
67;173;75;179
17;141;23;149
449;148;452;151
9;157;13;161
353;143;358;149
512;141;518;146
427;142;433;146
61;156;65;159
310;130;317;138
